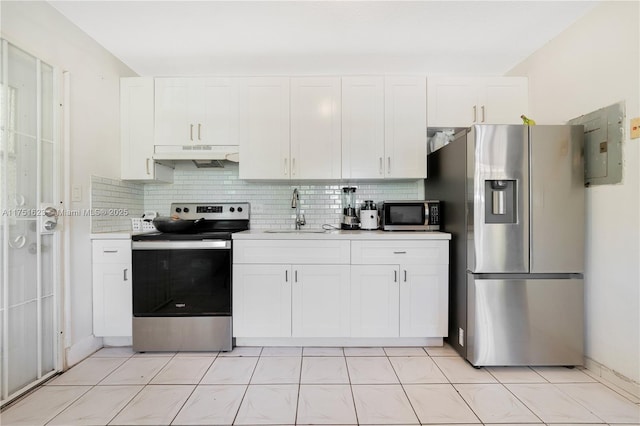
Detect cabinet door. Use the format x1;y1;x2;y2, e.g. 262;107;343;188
399;264;448;337
154;78;191;146
290;77;342;179
427;77;478;127
120;78;173;182
238;77;290;179
480;77;528;124
292;265;350;337
350;265;399;337
197;78;240;146
384;76;427;178
341;77;385;179
120;77;154;180
233;264;291;337
93;263;132;336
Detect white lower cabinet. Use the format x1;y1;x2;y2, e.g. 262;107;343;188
351;240;449;338
232;238;449;342
92;239;132;337
398;264;448;337
232;264;291;337
292;265;350;337
350;265;400;337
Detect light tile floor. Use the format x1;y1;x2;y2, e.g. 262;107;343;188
2;344;639;425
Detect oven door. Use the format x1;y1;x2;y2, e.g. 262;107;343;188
132;240;231;317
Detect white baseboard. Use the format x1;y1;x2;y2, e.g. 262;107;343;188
65;335;103;369
103;336;132;347
584;356;640;401
235;337;443;347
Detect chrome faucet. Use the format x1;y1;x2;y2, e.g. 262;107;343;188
291;188;306;230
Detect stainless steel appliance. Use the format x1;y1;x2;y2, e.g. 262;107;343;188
380;200;441;231
341;187;360;230
426;125;585;366
359;200;379;230
131;202;250;352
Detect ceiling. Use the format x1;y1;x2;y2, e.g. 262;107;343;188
48;1;598;77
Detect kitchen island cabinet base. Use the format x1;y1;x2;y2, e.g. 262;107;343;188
234;337;443;347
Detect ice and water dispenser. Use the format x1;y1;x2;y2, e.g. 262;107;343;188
484;180;517;224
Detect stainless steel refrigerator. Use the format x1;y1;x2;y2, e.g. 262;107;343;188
426;124;585;366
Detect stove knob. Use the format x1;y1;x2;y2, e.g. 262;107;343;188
184;207;190;213
238;207;243;212
229;207;235;212
175;207;182;213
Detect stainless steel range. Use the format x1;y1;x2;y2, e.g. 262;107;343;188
131;202;250;352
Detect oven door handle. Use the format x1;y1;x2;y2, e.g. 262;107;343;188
132;241;231;250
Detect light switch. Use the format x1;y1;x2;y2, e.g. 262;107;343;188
72;184;82;202
631;117;640;139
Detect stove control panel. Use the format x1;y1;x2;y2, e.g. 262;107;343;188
171;202;250;221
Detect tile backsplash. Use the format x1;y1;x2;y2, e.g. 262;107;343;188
144;162;424;229
92;162;425;232
91;176;144;233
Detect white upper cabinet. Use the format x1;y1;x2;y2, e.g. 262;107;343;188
120;77;173;182
290;77;342;179
154;77;239;146
238;77;290;179
384;76;427;179
341;77;385;179
342;76;427;179
427;76;528;127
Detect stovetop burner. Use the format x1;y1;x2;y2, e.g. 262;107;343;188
132;231;236;241
133;202;250;241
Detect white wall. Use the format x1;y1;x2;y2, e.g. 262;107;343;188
1;1;136;365
509;1;640;386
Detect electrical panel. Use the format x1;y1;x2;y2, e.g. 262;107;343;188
568;102;624;186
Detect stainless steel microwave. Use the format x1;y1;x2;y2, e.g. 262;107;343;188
381;200;441;231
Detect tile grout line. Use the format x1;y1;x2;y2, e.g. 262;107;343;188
167;351;220;425
389;350;422;425
93;352;146;426
484;366;548;424
231;347;262;425
343;347;361;426
41;383;94;426
294;350;304;426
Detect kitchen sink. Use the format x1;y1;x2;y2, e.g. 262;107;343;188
263;229;327;234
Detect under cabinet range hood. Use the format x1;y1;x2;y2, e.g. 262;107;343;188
153;145;239;162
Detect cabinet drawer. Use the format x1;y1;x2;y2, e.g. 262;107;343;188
92;240;132;264
234;240;350;264
351;240;448;265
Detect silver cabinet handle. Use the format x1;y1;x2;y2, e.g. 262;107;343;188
387;157;391;173
123;268;128;281
394;270;397;283
103;249;118;253
294;270;298;283
404;270;407;282
284;158;288;176
292;158;296;176
190;124;194;141
146;158;150;175
473;105;477;123
481;105;485;123
379;157;383;175
285;270;288;282
393;251;406;254
198;123;202;140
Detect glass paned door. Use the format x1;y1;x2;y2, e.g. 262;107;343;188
0;39;61;405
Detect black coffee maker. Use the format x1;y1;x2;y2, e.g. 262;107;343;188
341;187;360;230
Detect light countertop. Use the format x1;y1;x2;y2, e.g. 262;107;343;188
90;232;132;240
232;229;451;240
